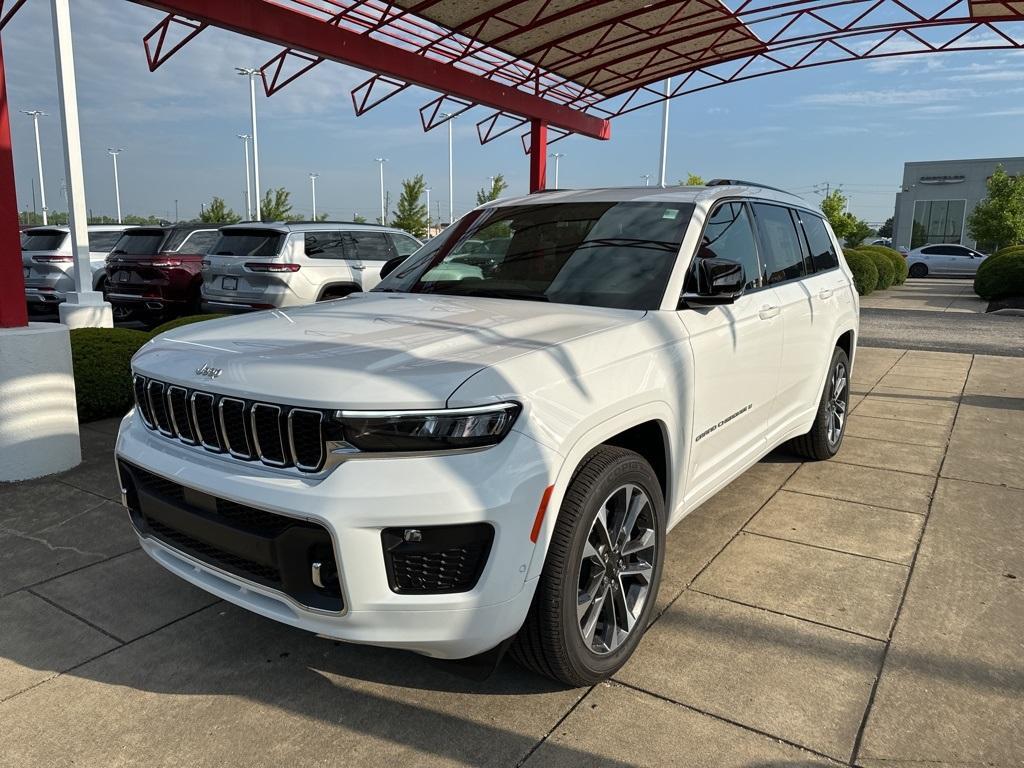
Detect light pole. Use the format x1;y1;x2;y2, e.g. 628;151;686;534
641;174;651;187
441;112;455;223
549;152;565;188
21;110;48;225
309;173;319;220
107;148;123;224
236;67;262;221
658;77;671;188
375;158;388;225
237;133;252;219
424;186;431;235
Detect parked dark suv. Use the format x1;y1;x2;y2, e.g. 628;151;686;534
104;224;221;322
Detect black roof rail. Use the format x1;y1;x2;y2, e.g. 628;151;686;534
705;178;794;195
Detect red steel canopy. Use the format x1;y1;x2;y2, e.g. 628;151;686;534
2;0;1024;328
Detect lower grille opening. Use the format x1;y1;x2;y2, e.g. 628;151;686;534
382;523;494;594
120;460;343;612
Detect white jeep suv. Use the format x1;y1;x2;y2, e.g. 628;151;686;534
117;183;858;686
201;221;422;312
22;224;128;310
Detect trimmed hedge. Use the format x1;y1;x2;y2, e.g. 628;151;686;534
974;251;1024;300
70;314;231;422
857;244;908;285
843;249;878;295
150;313;229;336
865;249;895;290
992;245;1024;260
69;328;152;423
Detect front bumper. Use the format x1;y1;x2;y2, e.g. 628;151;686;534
115;410;558;658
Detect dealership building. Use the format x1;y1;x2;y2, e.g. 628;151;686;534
892;156;1024;251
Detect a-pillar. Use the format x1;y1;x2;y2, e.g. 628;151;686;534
529;118;547;193
0;33;81;481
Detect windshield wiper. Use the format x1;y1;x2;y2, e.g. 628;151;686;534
573;237;678;253
453;288;549;302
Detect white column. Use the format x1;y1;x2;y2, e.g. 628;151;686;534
447;116;454;223
658;77;671;189
425;186;430;234
52;0;111;328
249;72;262;221
310;173;318;220
239;134;252;219
25;112;48;225
109;149;122;223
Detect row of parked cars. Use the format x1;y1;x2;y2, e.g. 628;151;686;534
21;221;424;324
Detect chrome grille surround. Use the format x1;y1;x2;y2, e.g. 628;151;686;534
133;374;331;474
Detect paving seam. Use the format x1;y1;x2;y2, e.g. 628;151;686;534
0;600;220;706
513;688;592;767
54;476;120;504
774;487;925;517
0;543;141;599
827;456;939;479
847;353;975;766
26;588;128;645
685;588;890;643
609;680;850;766
649;463;801;625
736;530;915;567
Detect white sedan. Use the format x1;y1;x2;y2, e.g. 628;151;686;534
906;244;987;278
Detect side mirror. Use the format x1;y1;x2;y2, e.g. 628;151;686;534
680;257;746;307
379;255;406;280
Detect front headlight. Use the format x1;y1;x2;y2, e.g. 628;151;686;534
329;402;521;453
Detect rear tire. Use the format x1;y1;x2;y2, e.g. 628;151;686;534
789;346;850;460
509;446;665;687
909;263;928;278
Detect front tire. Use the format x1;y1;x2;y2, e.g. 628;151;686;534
789;346;850;460
510;446;665;687
909;262;928;278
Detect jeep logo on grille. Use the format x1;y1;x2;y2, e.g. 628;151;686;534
194;364;222;379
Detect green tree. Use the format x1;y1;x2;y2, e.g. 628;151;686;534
352;213;367;224
845;219;875;248
199;196;241;224
876;216;893;239
966;165;1024;250
476;173;509;205
260;187;301;221
683;173;704;186
820;189;856;241
391;175;429;238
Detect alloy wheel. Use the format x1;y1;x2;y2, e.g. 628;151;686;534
577;483;657;655
826;360;848;447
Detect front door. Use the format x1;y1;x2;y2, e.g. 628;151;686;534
677;201;783;503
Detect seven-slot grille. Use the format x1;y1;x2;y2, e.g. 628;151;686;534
132;374;327;472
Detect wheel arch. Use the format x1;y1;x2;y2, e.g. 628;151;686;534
316;282;361;302
525;404;676;582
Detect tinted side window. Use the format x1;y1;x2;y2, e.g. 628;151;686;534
390;233;421;257
88;231;122;253
752;203;806;284
350;231;395;261
921;245;940;255
698;202;763;290
305;231;348;259
799;213;839;271
178;230;219;254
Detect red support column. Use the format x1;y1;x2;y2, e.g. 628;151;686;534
529;119;547;193
0;37;27;329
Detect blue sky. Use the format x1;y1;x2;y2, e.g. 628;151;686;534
6;0;1024;225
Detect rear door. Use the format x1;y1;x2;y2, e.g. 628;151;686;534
678;200;782;499
347;230;398;289
751;203;825;436
203;229;288;303
303;229;359;296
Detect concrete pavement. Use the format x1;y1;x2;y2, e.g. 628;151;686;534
1;347;1022;767
858;278;986;314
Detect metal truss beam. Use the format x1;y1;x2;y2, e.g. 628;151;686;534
131;0;611;139
143;13;206;71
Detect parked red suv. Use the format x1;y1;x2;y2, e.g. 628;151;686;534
104;224;221;322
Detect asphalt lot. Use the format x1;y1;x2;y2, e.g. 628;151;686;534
1;346;1022;767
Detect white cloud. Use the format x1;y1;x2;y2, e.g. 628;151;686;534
798;88;973;107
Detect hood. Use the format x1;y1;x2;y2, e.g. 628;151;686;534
132;292;641;409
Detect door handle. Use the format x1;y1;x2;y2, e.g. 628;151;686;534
758;305;780;320
351;265;366;270
818;288;834;300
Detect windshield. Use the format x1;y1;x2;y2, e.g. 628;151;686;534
88;231;123;253
21;230;68;252
374;201;694;310
110;230;167;256
210;230;284;257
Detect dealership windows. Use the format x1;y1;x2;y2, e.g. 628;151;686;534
911;199;965;248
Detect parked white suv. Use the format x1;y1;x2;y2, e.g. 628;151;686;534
117;183;858;686
22;224;128;310
200;222;422;312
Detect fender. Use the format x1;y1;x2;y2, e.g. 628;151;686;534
524;401;677;581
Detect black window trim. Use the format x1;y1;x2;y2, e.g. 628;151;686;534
792;208;842;277
749;200;810;288
681;197;773;301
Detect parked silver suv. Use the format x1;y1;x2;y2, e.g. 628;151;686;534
201;222;422;312
22;224;128;310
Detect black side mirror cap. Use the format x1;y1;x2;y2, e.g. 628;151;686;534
379;255;407;280
679;257;746;308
